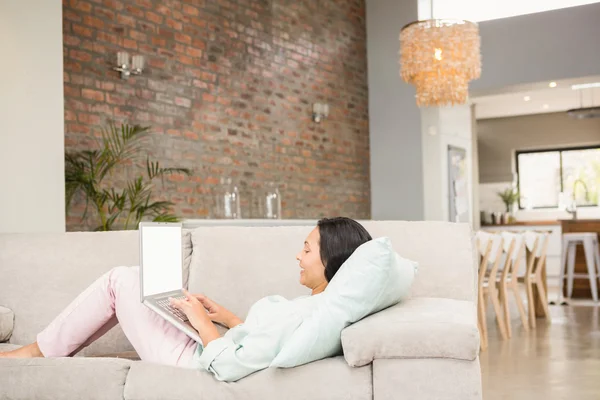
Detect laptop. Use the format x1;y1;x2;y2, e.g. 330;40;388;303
139;221;202;343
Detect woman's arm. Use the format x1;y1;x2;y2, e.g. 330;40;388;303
194;294;244;329
193;316;221;346
227;315;244;329
169;290;220;346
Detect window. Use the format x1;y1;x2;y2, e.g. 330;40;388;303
418;0;600;22
516;146;600;209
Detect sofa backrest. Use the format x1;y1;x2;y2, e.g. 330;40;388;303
187;221;476;320
361;221;476;301
188;226;311;320
0;230;193;354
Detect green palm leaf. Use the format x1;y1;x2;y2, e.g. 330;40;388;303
65;122;191;231
152;214;180;223
146;157;192;181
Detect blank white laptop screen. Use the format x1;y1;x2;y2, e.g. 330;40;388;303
141;225;183;298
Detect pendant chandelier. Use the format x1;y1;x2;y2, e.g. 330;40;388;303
399;11;481;107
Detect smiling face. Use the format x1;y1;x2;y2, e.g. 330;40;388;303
296;227;328;295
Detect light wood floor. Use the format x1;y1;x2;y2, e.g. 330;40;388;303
481;292;600;399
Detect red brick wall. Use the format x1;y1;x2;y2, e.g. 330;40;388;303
63;0;370;230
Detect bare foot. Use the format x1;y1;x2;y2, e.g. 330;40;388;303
0;342;44;358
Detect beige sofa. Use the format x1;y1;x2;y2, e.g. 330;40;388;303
0;221;481;399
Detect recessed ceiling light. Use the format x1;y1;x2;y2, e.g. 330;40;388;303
571;82;600;90
549;82;557;88
543;104;549;109
523;96;531;101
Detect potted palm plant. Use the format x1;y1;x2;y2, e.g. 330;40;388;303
497;187;520;225
65;123;192;231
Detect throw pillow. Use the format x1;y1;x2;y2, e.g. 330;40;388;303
270;236;418;368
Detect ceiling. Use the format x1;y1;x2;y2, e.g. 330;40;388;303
418;0;600;23
471;75;600;120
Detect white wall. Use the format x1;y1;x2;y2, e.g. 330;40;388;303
0;1;65;233
421;105;473;222
366;0;423;220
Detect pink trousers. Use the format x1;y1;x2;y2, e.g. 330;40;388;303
37;266;198;368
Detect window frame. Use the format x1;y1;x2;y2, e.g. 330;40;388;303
515;144;600;210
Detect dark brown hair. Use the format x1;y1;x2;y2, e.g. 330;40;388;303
317;217;372;282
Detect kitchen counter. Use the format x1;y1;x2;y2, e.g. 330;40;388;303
560;219;600;299
481;220;560;227
560;218;600;223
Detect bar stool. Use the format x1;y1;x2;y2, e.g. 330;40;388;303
559;232;600;302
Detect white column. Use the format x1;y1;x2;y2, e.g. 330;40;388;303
421;105;474;224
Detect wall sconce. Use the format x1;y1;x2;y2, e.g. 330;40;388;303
312;103;329;123
113;51;145;80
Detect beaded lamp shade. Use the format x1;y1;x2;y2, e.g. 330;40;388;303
399;19;481;107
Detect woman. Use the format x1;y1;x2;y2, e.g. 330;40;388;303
0;217;371;378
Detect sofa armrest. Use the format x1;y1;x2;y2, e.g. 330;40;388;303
0;306;14;342
341;297;479;367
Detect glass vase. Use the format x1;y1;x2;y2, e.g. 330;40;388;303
259;182;282;219
214;177;241;219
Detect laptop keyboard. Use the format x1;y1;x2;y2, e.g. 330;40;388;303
156;297;189;322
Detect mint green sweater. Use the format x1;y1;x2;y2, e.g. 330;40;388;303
192;294;321;382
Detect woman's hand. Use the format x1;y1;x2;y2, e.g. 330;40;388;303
169;289;220;345
194;294;243;329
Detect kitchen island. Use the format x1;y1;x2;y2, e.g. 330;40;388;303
560;218;600;299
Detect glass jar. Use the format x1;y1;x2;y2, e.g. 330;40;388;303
259;182;282;219
214;177;241;219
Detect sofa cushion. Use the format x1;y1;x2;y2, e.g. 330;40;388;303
0;231;138;353
0;343;20;352
373;358;482;400
0;231;192;356
0;357;132;400
90;350;141;361
341;297;479;366
124;356;372;400
0;306;14;342
188;226;312;320
182;229;193;289
271;237;417;368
